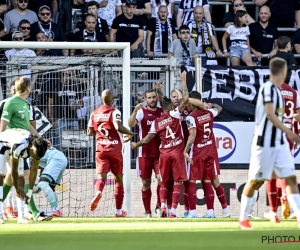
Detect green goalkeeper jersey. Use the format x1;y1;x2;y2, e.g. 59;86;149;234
1;95;30;130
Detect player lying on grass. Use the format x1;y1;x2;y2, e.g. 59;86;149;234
0;129;48;224
184;91;229;218
32;144;67;218
88;89;133;217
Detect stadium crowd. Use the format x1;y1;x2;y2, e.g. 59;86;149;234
0;0;298;65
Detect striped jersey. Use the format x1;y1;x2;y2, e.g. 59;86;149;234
254;81;286;148
178;0;209;25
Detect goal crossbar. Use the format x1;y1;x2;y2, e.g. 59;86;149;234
0;41;132;216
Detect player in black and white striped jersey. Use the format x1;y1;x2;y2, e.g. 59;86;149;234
177;0;211;28
239;57;300;230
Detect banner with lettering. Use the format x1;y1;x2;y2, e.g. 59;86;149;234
185;66;300;121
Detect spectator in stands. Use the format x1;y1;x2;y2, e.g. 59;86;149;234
5;31;36;80
0;1;7;19
146;5;177;57
177;0;212;28
274;36;297;65
249;5;278;66
75;1;109;40
222;10;255;66
85;0;122;29
71;14;108;55
150;0;174;19
11;0;58;23
0;18;6;40
52;70;83;149
18;19;32;41
253;0;300;36
35;31;63;56
58;0;86;40
4;0;38;33
31;5;67;42
168;25;197;66
132;0;151;28
187;6;223;66
223;0;254;28
110;0;144;57
292;29;300;54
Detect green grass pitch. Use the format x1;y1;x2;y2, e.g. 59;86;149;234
1;218;300;250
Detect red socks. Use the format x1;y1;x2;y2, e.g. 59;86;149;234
114;184;124;210
167;181;174;209
215;185;227;209
160;182;168;205
142;188;152;213
172;184;182;209
156;184;161;208
266;179;278;212
187;182;196;210
183;181;190;211
203;182;215;210
95;179;106;192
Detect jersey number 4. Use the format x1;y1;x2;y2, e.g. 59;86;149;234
166;126;176;139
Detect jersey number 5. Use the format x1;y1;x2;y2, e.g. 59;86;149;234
166;126;176;139
98;123;109;137
204;122;211;138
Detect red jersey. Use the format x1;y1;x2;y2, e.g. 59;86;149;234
88;105;122;153
185;108;219;156
281;83;300;132
149;107;184;154
136;106;163;157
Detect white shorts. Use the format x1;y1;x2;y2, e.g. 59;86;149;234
248;143;295;181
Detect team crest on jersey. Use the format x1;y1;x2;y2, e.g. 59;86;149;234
184;110;189;115
116;114;121;120
186;119;193;129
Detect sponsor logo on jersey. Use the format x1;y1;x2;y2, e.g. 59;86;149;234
281;90;293;98
95;114;110;121
276;107;284;117
98;140;119;145
186;119;193;129
147;120;153;126
3;111;8;116
197;114;211;122
213;123;236;162
116;114;121;120
164;139;182;148
197;139;213;148
158;117;172;127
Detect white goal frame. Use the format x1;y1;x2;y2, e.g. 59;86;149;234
0;41;132;216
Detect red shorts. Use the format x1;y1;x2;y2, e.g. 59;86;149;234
136;157;159;179
189;153;218;180
213;152;220;175
96;151;123;175
159;153;188;182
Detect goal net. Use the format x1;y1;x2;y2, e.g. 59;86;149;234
0;41;131;217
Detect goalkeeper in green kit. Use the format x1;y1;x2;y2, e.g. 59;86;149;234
0;77;51;223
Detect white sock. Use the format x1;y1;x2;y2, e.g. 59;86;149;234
2;198;7;213
240;194;253;221
249;190;258;214
24;204;29;215
0;186;3;200
161;203;166;209
116;209;122;215
222;207;229;213
10;188;18;212
171;208;176;215
189;209;196;216
207;209;214;216
0;201;2;215
16;197;25;220
287;194;300;221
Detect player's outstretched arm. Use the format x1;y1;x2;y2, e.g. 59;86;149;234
178;71;189;113
154;82;164;103
114;122;134;143
189;98;206;110
131;133;156;149
265;103;300;144
184;128;196;164
87;127;96;136
211;103;222;114
128;103;143;127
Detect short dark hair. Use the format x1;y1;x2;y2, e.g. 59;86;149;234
86;1;99;8
276;36;291;49
235;10;247;27
144;89;156;97
29;135;48;159
189;91;202;101
269;57;287;76
161;96;173;111
18;19;30;29
179;25;190;32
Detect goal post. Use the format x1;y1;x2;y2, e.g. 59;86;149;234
0;41;132;216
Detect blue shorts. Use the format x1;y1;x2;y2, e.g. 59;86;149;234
230;46;249;58
41;152;67;186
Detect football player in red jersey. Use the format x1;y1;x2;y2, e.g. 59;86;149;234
128;88;163;217
263;83;300;222
87;89;134;217
131;71;190;218
184;91;229;218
